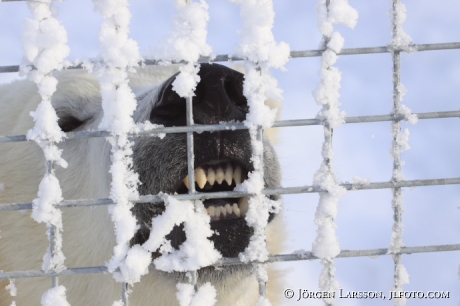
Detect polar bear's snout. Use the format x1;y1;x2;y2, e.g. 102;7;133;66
131;63;281;259
151;63;248;127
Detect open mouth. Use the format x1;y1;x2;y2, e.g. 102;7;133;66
132;157;275;258
175;160;249;221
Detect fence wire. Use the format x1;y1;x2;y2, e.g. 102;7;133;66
1;42;460;74
1;244;459;280
0;0;459;305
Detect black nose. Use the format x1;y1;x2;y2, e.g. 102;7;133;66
150;63;248;126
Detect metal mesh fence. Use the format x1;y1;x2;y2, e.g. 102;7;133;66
0;0;459;305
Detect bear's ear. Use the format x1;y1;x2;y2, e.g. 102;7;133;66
227;63;282;145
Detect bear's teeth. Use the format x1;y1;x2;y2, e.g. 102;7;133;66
195;167;207;189
215;206;221;218
207;206;215;217
238;196;249;216
215;167;224;184
224;164;233;185
207;168;216;185
205;200;249;221
183;176;189;189
220;206;227;217
232;203;240;217
182;163;247;189
225;203;232;214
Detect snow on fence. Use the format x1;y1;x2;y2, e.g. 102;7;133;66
0;0;460;305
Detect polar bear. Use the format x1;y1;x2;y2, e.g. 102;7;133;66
0;63;284;305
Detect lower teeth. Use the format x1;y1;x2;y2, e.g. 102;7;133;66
206;196;249;221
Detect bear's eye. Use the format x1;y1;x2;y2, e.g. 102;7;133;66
58;116;85;132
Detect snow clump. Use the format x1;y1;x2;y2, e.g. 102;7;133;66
5;279;17;297
229;0;288;265
311;0;358;304
148;0;212;98
176;282;217;306
388;0;416;52
91;0;150;287
142;194;221;272
20;0;71;304
40;286;71;306
228;1;289;305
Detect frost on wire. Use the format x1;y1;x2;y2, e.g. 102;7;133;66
142;195;221;273
20;0;71;304
387;1;417;305
230;0;288;259
6;279;17;306
40;286;71;306
148;0;213;98
388;0;416;53
311;0;358;304
144;1;221;304
91;0;149;300
176;282;217;306
229;0;289;305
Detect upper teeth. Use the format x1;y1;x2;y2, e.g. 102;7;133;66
195;167;206;189
178;163;249;222
207;168;216;185
183;164;244;190
215;167;224;185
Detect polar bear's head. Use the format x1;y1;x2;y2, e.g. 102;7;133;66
1;63;281;281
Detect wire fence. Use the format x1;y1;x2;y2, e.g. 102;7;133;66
0;0;459;305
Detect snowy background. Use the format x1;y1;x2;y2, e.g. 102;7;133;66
0;0;459;305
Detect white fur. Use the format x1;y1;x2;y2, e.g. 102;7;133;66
0;66;284;305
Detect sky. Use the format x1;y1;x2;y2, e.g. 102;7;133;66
0;0;459;305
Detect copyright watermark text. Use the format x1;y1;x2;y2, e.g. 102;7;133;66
283;289;450;301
